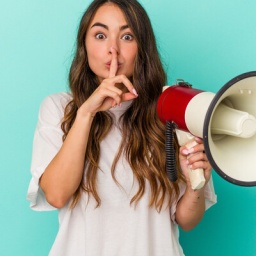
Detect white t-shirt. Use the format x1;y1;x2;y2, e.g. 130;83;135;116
27;92;217;256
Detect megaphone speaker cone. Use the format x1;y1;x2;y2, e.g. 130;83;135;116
203;71;256;186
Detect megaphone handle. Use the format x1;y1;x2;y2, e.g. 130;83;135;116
185;140;206;190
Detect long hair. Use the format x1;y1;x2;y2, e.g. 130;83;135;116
61;0;184;211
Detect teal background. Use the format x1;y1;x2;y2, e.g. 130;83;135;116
1;0;256;255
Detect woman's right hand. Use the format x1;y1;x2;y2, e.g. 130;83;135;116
78;47;138;118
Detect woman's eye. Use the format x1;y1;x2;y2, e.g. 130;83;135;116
122;34;134;41
95;33;106;40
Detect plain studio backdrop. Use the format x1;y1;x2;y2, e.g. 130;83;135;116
0;0;255;255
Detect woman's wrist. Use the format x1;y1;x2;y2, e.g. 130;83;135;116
184;184;205;201
77;106;96;121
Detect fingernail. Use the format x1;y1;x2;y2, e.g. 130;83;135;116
182;149;189;155
188;148;194;153
132;88;138;97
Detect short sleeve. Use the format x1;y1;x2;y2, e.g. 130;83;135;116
170;176;217;222
26;92;72;211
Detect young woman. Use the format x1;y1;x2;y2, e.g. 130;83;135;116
27;0;216;255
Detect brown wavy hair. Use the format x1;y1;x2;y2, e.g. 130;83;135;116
61;0;184;211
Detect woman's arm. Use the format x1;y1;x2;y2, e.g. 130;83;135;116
40;111;94;209
175;185;206;231
175;137;212;231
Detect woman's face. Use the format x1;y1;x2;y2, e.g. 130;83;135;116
85;3;138;82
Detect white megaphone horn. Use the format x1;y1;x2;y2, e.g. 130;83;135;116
157;71;256;189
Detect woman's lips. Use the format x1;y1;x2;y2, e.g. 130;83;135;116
106;62;122;69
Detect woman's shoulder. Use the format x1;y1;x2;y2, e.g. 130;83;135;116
40;92;72;111
42;92;72;107
38;92;73;125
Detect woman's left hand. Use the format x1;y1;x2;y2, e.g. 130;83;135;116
179;137;212;188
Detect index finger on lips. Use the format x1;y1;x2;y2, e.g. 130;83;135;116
109;47;118;78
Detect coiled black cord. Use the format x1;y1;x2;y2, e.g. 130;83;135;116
166;121;178;182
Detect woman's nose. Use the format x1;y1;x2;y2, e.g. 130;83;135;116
108;39;119;55
109;47;119;56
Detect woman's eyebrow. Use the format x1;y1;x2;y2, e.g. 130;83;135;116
91;22;108;29
120;25;129;30
90;22;129;31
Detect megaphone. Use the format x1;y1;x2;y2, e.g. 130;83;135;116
157;71;256;189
